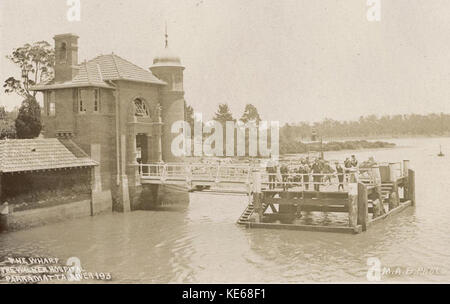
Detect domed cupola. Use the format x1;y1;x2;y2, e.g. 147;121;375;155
151;29;184;68
149;26;187;162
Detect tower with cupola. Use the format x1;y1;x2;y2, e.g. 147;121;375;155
150;29;186;162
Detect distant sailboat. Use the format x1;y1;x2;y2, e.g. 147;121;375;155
438;145;445;157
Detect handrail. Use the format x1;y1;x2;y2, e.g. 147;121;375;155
136;162;402;188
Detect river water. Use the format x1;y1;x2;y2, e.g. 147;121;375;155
1;137;449;283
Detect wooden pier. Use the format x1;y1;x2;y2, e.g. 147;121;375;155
138;160;415;234
237;163;415;234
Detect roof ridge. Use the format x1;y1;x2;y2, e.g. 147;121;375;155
85;62;91;84
32;53;167;90
110;53;122;79
96;63;103;81
111;53;151;74
88;54;105;63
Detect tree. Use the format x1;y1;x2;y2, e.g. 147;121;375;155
213;103;234;123
240;104;261;124
4;41;55;98
15;97;42;139
0;106;17;139
213;104;235;156
185;104;195;130
3;40;53;139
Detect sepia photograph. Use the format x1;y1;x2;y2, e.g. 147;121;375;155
0;0;449;291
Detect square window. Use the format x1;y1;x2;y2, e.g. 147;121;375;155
78;89;87;113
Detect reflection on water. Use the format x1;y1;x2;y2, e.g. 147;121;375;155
1;137;450;283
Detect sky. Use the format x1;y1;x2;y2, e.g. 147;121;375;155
1;0;449;124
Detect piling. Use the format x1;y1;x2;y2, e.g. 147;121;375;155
347;183;358;228
403;160;410;177
357;183;368;231
252;169;263;223
407;169;416;206
389;182;400;210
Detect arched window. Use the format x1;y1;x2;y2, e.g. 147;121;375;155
134;98;149;117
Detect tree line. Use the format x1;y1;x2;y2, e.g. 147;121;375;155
185;103;450;156
280;113;450;142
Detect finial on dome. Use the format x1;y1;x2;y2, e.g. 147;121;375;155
151;24;184;69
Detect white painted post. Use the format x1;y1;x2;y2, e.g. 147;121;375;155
161;164;167;183
403;160;410;177
245;167;252;196
348;182;358;228
215;165;221;184
389;163;397;182
253;169;263;223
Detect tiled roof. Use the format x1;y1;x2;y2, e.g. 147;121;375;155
31;54;166;90
91;54;166;84
0;138;97;173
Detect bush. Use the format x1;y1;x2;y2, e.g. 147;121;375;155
15;96;42;139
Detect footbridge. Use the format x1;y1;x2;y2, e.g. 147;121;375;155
139;163;253;190
137;162;402;194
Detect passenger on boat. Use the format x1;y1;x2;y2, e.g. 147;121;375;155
335;162;344;191
312;159;323;191
361;156;377;168
322;161;335;185
344;157;352;170
293;165;303;184
302;164;310;190
280;164;289;191
351;155;358;168
266;158;277;190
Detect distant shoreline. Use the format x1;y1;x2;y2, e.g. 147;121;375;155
320;134;450;142
281;139;396;155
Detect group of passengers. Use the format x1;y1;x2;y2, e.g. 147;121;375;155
266;155;361;192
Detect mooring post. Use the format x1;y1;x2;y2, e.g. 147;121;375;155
252;169;263;223
407;169;416;206
348;183;358;228
389;181;400;211
357;183;368;231
389;163;398;182
403;160;410;177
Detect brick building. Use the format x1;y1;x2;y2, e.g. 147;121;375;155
31;33;186;211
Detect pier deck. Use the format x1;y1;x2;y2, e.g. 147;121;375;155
138;161;415;234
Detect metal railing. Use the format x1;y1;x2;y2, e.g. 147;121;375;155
261;172;355;189
137;162;403;189
139;163;252;184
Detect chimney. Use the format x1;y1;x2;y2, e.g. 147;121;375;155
53;33;79;82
